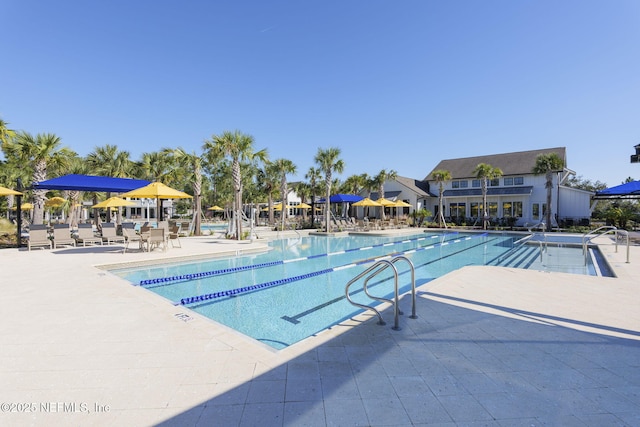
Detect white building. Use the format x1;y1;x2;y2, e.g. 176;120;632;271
422;147;593;227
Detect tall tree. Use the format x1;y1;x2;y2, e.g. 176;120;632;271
0;118;16;147
306;167;322;227
271;158;297;231
165;148;204;236
86;145;134;223
473;163;503;230
314;147;344;232
431;169;451;228
260;162;281;226
4;132;75;224
373;169;397;221
293;181;312;225
203;130;267;240
532;153;565;232
86;144;133;178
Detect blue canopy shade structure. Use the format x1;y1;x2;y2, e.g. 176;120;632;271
33;174;151;193
593;181;640;200
317;194;363;203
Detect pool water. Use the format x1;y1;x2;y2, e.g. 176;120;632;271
110;231;611;349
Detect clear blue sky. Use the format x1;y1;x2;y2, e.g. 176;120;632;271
2;1;639;188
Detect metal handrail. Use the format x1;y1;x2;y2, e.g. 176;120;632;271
391;256;417;319
582;226;630;264
345;256;417;330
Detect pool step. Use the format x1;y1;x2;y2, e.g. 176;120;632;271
493;245;539;268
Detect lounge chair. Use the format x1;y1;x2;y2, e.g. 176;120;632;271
52;224;77;248
122;227;143;253
75;223;102;246
101;223;125;245
28;224;52;251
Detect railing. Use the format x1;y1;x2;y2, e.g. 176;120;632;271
345;256;416;331
582;226;630;264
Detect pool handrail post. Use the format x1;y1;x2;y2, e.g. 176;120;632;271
391;255;417;319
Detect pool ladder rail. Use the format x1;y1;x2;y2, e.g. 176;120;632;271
345;255;417;331
582;225;630;264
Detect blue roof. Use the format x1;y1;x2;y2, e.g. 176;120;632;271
317;194;363;203
33;174;151;193
594;180;640;198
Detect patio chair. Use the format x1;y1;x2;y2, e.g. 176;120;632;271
101;223;125;245
27;224;52;251
179;221;191;237
168;225;181;248
148;228;166;252
52;224;77;248
122;227;143;253
139;225;151;251
75;223;102;246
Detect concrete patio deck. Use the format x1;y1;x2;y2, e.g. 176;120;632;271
0;229;639;426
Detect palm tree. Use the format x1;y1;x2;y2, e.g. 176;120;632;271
306;167;322;227
532;153;565;232
203;130;268;240
0;118;16;147
65;157;90;227
4;132;76;224
271;158;297;231
86;145;134;223
314;147;344;232
431;169;451;228
340;173;368;219
260;162;281;226
165;148;204;236
293;181;312;226
473;163;503;230
86;145;134;178
373;169;397;221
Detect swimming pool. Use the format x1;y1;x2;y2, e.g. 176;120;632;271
110;231;612;349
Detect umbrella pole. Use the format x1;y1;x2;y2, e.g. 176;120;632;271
15;179;23;248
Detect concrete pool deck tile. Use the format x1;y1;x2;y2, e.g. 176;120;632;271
1;230;640;426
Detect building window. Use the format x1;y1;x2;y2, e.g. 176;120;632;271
532;203;540;220
471;202;480;218
449;202;465;218
451;180;468;189
504;177;513;186
472;179;481;187
514;177;524;185
489;178;499;187
502;201;523;217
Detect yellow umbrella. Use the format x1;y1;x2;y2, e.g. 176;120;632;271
0;185;22;196
296;202;312;209
11;202;33;210
376;197;396;206
121;182;193;199
207;205;224;211
353;197;382;207
393;200;412;207
121;182;192;222
273;202;293;211
45;196;67;208
92;197;137;209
